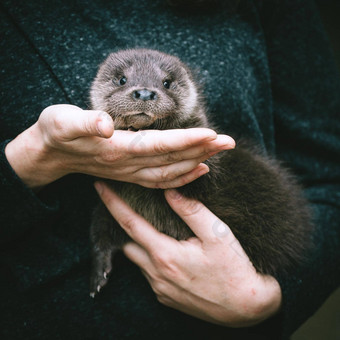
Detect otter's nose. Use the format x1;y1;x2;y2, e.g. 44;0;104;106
133;89;157;101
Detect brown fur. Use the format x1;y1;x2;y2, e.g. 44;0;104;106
89;49;313;296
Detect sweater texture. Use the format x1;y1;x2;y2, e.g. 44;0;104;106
0;0;339;339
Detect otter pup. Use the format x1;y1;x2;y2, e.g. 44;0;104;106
89;49;313;296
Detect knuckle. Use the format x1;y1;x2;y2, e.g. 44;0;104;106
152;252;179;279
154;142;170;154
97;150;122;163
181;199;204;217
158;166;177;182
52;115;65;132
39;104;85;144
42;119;66;146
44;111;68;143
151;281;166;296
162;151;181;163
158;166;171;181
131;169;155;187
152;251;171;267
163;263;180;280
119;215;138;233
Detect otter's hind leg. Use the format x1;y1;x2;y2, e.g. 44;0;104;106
89;202;128;297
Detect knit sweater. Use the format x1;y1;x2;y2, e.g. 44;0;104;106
0;0;339;339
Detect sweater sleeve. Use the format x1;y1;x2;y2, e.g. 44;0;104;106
0;140;59;245
0;4;70;246
260;0;340;337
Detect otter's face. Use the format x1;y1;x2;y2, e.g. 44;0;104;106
90;49;204;130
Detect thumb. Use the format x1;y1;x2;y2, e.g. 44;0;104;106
40;104;114;140
82;109;114;138
164;189;227;242
165;190;251;262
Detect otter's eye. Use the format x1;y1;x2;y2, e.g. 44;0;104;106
119;76;127;86
163;80;171;89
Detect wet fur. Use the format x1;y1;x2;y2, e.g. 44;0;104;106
89;49;313;295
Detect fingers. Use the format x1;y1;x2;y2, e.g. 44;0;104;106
135;163;209;189
155;163;210;189
122;134;234;167
113;128;234;156
134;157;209;184
94;182;177;253
92;111;115;138
122;242;153;270
40;104;114;141
115;133;234;187
164;189;235;243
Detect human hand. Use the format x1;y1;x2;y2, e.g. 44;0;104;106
94;182;282;327
5;104;235;189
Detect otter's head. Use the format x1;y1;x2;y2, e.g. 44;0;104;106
90;49;208;130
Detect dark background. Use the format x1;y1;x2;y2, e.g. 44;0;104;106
292;1;339;339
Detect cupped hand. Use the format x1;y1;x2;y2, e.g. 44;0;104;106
5;104;235;189
94;182;282;327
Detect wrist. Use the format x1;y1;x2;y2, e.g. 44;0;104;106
5;123;67;189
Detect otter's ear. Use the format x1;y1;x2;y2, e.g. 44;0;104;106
169;55;195;80
177;63;198;88
96;53;125;81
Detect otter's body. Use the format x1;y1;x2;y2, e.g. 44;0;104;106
89;49;312;296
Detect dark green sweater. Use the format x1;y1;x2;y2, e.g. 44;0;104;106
0;0;339;339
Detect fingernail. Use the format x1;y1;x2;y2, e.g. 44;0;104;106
94;181;104;195
167;189;182;200
98;111;109;120
198;167;209;176
216;135;236;149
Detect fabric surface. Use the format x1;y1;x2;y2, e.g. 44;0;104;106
0;0;339;339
